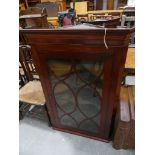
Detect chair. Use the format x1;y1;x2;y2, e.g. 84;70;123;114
19;62;28;120
19;63;28;90
19;45;52;126
19;7;49;29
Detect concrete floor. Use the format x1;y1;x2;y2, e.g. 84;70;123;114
19;117;135;155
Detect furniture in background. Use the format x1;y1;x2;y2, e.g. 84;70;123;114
76;14;89;23
57;1;67;11
36;1;67;27
19;45;52;125
121;10;135;85
118;0;128;8
20;27;134;141
58;8;75;26
19;2;26;11
122;6;135;16
88;0;94;11
36;2;59;17
81;16;120;28
88;10;123;21
36;2;59;27
26;0;41;7
124;47;135;86
90;12;120;21
70;1;88;15
121;15;135;45
121;15;135;28
19;45;39;81
19;64;27;89
125;48;135;72
70;1;89;22
40;0;66;11
95;0;128;10
19;0;29;10
19;7;49;28
113;86;135;149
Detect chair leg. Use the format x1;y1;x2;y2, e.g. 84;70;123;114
44;104;52;127
19;111;23;120
19;102;24;120
19;101;31;119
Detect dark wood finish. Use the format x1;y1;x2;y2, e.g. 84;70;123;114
95;0;103;10
27;0;41;7
20;0;28;7
113;86;135;149
20;27;133;141
118;0;128;8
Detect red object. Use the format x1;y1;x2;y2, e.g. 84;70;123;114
63;16;72;26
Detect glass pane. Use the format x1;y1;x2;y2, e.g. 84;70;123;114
47;59;104;134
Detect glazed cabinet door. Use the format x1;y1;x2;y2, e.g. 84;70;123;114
36;50;114;141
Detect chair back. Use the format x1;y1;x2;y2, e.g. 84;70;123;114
19;45;38;81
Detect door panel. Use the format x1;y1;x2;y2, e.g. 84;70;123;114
46;58;106;134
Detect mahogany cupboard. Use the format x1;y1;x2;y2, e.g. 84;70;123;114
20;28;133;141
